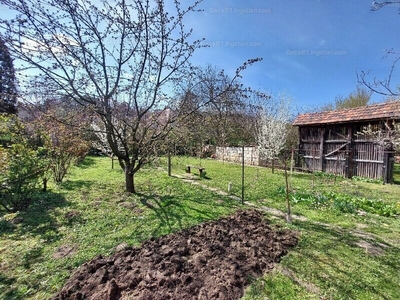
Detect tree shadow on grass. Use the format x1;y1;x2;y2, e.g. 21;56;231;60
0;191;71;299
0;191;69;241
75;155;97;169
0;272;24;300
286;219;400;299
0;244;48;300
60;179;94;191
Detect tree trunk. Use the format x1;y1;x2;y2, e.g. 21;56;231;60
125;167;135;193
272;158;275;174
168;151;171;177
42;177;47;192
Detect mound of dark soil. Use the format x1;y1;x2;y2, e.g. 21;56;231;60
52;209;298;300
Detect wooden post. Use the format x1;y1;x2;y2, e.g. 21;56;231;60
284;157;292;224
167;150;171;177
295;127;302;169
345;125;354;179
319;128;325;171
312;152;315;190
272;158;275;174
383;150;388;184
290;147;294;186
42;177;47;192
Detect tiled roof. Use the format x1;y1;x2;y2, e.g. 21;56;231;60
293;101;400;126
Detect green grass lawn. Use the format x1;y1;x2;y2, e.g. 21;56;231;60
1;155;399;299
165;156;400;299
393;163;400;184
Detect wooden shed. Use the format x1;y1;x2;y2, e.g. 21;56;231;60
293;101;400;183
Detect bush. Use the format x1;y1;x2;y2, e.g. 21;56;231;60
0;115;48;212
31;107;91;183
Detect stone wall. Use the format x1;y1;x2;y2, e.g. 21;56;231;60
215;146;261;166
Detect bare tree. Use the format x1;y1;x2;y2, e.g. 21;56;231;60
358;50;400;97
194;65;244;147
171;64;264;156
0;0;262;192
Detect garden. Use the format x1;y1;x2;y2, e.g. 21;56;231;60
1;0;400;298
1;155;399;299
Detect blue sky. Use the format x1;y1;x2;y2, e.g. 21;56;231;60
1;0;399;112
185;0;400;111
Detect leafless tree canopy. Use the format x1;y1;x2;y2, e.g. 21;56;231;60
0;0;262;192
0;0;208;192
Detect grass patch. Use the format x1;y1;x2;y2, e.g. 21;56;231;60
0;156;240;299
162;156;400;299
1;155;399;299
393;163;400;184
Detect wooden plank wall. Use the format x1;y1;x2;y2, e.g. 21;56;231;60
297;127;321;172
324;141;347;177
352;140;384;179
297;123;393;182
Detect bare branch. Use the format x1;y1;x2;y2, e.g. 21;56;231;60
357;51;400;96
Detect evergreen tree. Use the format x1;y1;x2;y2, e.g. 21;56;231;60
0;38;17;114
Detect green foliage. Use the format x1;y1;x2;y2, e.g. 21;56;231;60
0;115;48;212
352;175;383;184
321;86;371;111
291;190;398;217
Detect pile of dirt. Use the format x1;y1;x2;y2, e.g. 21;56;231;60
52;209;298;300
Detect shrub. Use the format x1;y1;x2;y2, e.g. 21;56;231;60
0;115;48;212
30;107;91;183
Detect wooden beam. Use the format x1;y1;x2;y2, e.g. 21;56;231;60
345;125;354;178
325;142;349;158
319;128;325;171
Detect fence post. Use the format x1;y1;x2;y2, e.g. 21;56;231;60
345;125;354;179
319;128;325;171
241;145;245;204
290;147;294;181
383;149;394;184
168;150;171;177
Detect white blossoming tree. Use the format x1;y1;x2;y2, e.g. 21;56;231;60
256;93;293;170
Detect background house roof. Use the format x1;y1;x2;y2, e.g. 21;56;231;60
293;101;400;126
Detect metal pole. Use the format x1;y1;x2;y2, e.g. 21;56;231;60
242;144;245;204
